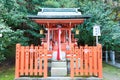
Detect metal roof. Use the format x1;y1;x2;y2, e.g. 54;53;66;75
41;8;79;12
28;8;90;19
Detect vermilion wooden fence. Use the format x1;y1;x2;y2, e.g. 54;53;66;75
15;43;48;78
15;43;102;79
70;44;102;78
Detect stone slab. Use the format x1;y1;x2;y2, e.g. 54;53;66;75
15;77;101;80
52;61;67;67
51;67;67;77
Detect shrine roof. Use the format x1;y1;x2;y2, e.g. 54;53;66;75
28;8;90;19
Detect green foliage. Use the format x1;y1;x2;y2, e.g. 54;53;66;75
43;0;77;8
0;0;45;63
0;23;28;62
0;0;120;63
74;0;120;49
43;0;60;8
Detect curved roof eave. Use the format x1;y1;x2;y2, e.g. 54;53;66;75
27;15;91;19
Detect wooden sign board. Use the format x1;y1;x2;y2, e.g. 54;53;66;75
93;25;101;36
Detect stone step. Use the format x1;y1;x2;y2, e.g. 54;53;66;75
51;61;67;68
51;67;67;77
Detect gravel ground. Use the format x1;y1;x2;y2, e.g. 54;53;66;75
1;62;120;80
103;62;120;80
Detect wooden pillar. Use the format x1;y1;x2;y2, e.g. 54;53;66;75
47;23;50;50
69;23;71;49
57;27;61;60
66;29;68;41
47;29;50;50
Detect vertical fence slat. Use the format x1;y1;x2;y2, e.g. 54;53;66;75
70;45;74;78
15;44;21;78
93;47;95;76
39;47;42;76
70;54;74;78
44;44;48;78
20;46;25;75
30;45;34;75
76;56;79;76
93;47;97;76
25;46;29;75
98;44;102;78
34;46;38;75
89;47;93;76
84;45;89;76
78;48;80;75
44;55;47;78
39;57;42;75
80;47;83;76
92;47;94;75
75;47;79;76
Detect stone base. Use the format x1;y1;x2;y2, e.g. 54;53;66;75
51;61;67;77
15;77;101;80
51;67;67;77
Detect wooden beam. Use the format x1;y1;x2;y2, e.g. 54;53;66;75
33;19;84;24
49;28;71;30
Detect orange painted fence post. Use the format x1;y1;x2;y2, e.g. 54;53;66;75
80;46;83;76
25;46;29;75
20;46;25;75
89;47;93;76
97;44;102;78
70;44;74;78
84;45;89;76
93;46;97;76
44;43;48;78
15;44;21;78
30;45;34;76
39;46;43;76
75;46;79;76
34;46;38;76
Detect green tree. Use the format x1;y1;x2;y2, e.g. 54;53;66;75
75;0;120;50
0;0;42;63
0;0;119;63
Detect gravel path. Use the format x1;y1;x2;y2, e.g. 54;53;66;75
103;63;120;80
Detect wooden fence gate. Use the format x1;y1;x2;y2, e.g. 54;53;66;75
70;44;102;78
15;43;48;78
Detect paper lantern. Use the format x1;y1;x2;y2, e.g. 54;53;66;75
75;29;79;35
40;29;44;34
